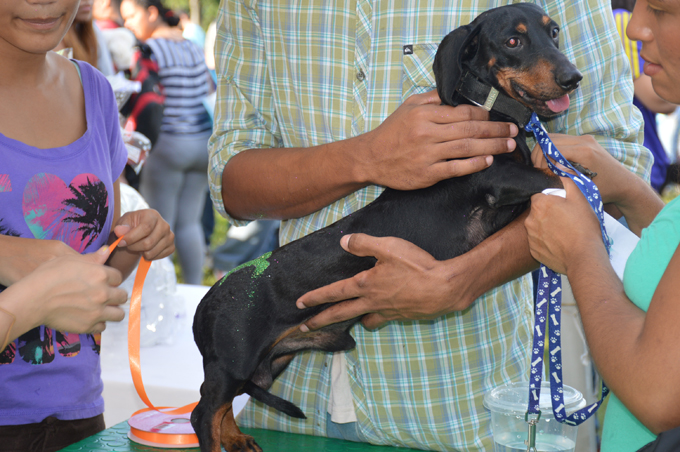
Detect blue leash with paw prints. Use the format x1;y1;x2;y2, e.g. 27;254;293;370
522;113;611;447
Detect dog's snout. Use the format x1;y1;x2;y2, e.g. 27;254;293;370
556;68;583;91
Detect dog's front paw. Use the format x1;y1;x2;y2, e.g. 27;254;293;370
225;434;263;452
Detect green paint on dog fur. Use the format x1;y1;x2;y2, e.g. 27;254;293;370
219;251;272;285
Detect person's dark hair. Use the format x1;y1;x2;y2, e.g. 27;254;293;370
611;0;636;12
132;0;180;27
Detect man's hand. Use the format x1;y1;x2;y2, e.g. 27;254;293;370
296;233;466;331
359;90;518;190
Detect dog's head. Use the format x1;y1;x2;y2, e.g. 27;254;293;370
433;3;582;119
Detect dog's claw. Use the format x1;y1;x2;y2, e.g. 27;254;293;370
226;434;262;452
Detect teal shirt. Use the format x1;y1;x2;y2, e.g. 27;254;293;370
601;196;680;452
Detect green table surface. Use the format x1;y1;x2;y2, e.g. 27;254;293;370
59;421;421;451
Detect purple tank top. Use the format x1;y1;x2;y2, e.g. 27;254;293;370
0;61;127;425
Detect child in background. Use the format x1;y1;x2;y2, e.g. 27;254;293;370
0;0;175;451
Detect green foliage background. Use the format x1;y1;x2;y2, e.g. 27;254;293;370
164;0;221;29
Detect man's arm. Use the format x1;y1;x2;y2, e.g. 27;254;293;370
210;3;517;223
298;211;537;330
221;96;518;221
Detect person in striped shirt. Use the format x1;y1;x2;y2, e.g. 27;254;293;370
121;0;213;285
208;1;650;450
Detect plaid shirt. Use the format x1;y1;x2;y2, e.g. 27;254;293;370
208;0;649;450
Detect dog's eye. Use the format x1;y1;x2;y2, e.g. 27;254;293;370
551;27;559;40
506;37;521;48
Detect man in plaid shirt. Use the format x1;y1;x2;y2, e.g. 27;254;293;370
208;0;649;450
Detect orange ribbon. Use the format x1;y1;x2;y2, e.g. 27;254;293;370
108;237;199;445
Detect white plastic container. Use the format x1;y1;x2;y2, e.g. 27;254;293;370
483;381;586;452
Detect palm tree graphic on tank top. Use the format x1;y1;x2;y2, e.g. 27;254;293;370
0;173;109;365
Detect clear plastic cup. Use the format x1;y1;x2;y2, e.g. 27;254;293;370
483;381;586;452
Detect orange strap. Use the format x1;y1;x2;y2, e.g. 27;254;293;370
108;237;198;417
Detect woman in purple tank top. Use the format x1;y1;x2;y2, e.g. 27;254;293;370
0;1;175;450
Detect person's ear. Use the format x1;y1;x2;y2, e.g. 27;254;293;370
147;5;159;23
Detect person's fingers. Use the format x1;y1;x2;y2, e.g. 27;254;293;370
430;155;495;179
434;119;518;143
425;103;491;124
101;305;126;323
361;312;390;330
434;136;516;161
297;276;361;309
407;89;443;106
115;220;154;248
300;298;369;332
106;287;129;306
89;322;107;335
82;245;115;265
143;242;176;261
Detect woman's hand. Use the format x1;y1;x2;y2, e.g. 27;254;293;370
0;236;79;287
524;178;607;274
1;247;128;342
112;208;175;261
531;133;632;206
531;134;664;236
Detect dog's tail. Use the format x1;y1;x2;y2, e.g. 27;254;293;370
243;381;307;419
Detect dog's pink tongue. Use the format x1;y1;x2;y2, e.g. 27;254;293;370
547;94;570;113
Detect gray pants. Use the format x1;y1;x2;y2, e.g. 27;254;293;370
140;131;210;285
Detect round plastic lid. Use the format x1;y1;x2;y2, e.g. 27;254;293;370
483;381;585;417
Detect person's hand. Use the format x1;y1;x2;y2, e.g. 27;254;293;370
296;234;461;331
4;247;128;336
524;178;607;275
0;236;79;287
358;90;518;190
530;133;633;206
112;209;175;261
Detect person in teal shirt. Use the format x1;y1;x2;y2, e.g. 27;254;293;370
524;0;680;449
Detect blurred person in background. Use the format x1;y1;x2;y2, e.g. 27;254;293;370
93;0;137;73
178;9;206;50
93;0;124;29
56;0;115;75
121;0;214;285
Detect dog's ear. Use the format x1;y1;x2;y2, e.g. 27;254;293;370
433;24;481;106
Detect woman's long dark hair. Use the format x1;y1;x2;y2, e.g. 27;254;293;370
131;0;180;26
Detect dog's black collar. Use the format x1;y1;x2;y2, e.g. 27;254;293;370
455;71;533;128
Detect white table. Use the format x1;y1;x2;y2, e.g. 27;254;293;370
100;283;249;427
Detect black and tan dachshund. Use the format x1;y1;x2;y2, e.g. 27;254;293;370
192;4;582;451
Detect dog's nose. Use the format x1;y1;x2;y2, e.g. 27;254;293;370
557;69;583;91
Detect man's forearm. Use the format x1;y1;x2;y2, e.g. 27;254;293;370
221;136;370;221
441;210;538;310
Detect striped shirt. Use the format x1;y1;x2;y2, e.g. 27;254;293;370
209;1;650;450
147;38;212;135
614;9;643;80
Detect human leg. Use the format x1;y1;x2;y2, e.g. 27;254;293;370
172;132;210;285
